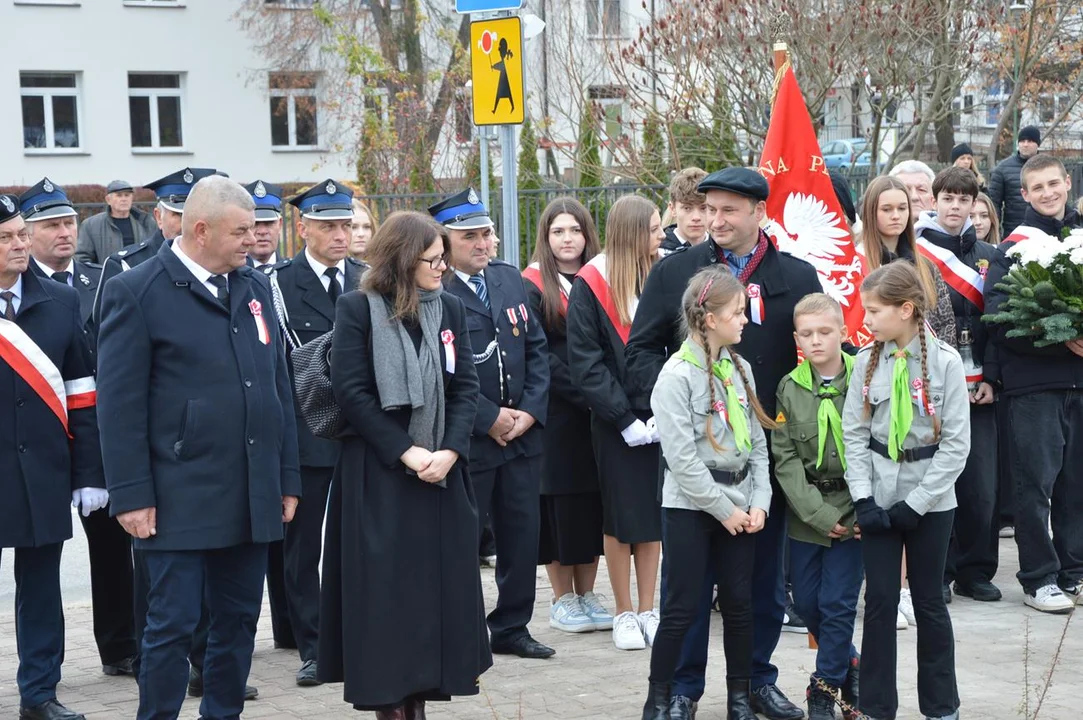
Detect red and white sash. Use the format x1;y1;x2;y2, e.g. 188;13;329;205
915;237;985;311
0;318;96;434
576;255;637;345
522;263;572;316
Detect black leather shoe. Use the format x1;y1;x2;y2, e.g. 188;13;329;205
751;683;806;720
296;658;322;687
641;681;670;720
942;584;953;604
19;700;86;720
726;680;758;720
102;655;137;677
954;580;1002;602
670;694;698;719
187;666;258;700
490;634;555;659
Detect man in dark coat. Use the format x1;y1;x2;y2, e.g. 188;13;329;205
987;125;1042;236
430;188;555;660
0;195;106;720
625;168;822;720
20;179;138;679
96;176;302;720
268;179;365;685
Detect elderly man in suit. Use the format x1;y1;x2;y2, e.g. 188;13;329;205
96;175;302;720
18;179;139;680
0;193;107;720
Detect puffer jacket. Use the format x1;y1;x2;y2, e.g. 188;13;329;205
987;152;1029;235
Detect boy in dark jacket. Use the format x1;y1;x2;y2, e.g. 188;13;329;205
984;154;1083;614
659;168;709;257
773;294;861;720
914;167;1003;603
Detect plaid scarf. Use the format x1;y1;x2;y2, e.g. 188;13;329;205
716;230;770;284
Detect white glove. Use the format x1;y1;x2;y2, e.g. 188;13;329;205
645;417;661;444
73;487;110;517
621;419;653;448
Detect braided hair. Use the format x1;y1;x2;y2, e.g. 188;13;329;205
681;266;776;451
859;262;942;441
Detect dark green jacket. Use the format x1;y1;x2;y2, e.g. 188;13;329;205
772;361;857;547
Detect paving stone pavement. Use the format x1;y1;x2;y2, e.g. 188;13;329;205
0;538;1079;719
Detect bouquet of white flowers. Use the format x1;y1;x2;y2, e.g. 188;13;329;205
983;229;1083;346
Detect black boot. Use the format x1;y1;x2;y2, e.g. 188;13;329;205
840;655;860;720
726;679;758;720
806;676;837;720
641;681;670;720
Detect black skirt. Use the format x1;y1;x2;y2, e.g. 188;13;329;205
592;414;663;545
538;492;604;566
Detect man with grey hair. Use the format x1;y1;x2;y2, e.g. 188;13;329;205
96;174;302;720
75;180;158;264
889;160;937;223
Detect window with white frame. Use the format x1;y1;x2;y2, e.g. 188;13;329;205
586;0;620;37
270;73;319;148
20;72;82;151
128;73;184;149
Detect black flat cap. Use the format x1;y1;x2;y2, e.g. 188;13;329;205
697;167;769;202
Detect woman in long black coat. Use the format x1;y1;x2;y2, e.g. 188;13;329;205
318;211;491;719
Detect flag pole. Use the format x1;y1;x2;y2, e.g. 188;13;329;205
770;15;791;102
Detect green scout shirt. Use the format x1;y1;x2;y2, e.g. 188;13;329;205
772;358;858;547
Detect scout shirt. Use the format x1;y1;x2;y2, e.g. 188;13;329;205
772;357;857;547
842;330;971;515
651;341;771;523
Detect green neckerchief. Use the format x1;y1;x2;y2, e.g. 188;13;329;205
888;348;913;461
676;340;752;452
788;353;854;469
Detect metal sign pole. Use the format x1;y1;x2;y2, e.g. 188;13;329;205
479;130;491;211
500;123;518;267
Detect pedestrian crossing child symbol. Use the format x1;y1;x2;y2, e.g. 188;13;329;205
470;17;525;126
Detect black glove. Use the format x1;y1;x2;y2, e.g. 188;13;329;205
854;497;892;534
886;501;922;532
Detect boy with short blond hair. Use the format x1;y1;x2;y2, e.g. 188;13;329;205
660;167;709;256
772;294;860;720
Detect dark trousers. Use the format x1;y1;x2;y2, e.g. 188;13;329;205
788;538;862;686
996;396;1016;528
650;509;755;684
79;507;137;665
284;465;333;661
3;544;64;707
137;543;267;720
664;492;787;698
266;539;295;649
135;549;212;673
860;511;958;720
1009;391;1083;592
945;404;1000;587
471;454;541;643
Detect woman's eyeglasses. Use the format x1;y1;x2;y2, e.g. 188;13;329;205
419;253;450;270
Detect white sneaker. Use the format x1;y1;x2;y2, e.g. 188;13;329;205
896;607;909;630
638;609;660;647
898;588;916;627
999;525;1015;538
1024;584;1075;614
612;611;646;650
579;591;614;630
549;593;595;633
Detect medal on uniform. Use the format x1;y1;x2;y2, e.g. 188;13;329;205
441;329;456;374
249;299;270;345
506;307;520;336
747;283;764;325
518;303;528;325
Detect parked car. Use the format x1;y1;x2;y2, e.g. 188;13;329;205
819;138;871;170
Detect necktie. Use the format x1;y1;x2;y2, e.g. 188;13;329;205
888;349;914;462
51;271;72;285
1;291;14;321
208;275;229;308
788;355;854;469
324;267;340;305
675;341;751;452
469;274;490;309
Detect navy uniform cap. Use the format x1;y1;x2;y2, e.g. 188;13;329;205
19;177;77;222
0;194;21;225
243;180;284;222
697;167;769;203
427;188;493;230
144;167;218;213
288;179;354;220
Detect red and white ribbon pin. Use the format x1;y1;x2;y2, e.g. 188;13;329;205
441;329;456;374
747;283;764;325
249;299;270;345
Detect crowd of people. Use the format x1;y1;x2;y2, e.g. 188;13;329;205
0;120;1079;720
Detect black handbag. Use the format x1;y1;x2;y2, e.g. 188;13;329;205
269;275;346;439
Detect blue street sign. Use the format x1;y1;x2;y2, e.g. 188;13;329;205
456;0;522;12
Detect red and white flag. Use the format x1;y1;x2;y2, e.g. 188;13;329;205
759;63;870;346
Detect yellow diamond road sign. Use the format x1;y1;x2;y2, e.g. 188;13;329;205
470;17;524;126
